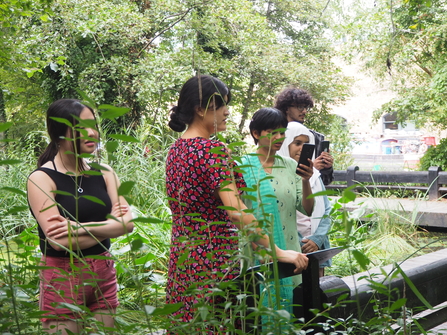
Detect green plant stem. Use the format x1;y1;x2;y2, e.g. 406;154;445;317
3;229;22;335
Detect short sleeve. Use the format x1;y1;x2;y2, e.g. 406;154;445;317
203;140;234;192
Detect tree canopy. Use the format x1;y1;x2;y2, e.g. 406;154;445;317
1;0;351;141
330;0;447;130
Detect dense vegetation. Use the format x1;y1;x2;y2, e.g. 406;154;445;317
2;0;447;333
2;122;447;334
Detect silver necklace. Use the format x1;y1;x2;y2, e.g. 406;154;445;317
71;175;84;194
60;157;84;193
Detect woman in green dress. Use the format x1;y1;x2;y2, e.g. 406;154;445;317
239;107;314;323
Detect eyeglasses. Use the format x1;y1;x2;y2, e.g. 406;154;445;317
290;105;312;112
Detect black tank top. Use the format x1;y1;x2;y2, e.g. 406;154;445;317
30;164;112;257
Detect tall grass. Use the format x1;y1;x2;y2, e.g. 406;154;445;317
1;122;447;333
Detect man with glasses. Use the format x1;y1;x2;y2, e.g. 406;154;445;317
274;87;334;185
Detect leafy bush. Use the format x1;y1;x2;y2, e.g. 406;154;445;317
419;138;447;171
326;115;355;171
2;110;447;334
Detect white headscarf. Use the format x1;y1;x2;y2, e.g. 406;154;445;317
278;122;315;158
278;122;325;236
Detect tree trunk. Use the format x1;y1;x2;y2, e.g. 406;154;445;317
238;77;255;133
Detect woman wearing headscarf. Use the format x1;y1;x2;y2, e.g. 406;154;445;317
278;122;332;277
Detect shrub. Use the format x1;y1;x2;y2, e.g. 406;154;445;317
419;138;447;171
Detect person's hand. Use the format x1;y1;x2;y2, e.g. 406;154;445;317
313;152;333;170
297;160;314;181
276;249;308;274
110;202;129;219
301;238;319;253
46;215;82;239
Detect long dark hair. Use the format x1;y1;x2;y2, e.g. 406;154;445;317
168;75;231;132
37;99;96;169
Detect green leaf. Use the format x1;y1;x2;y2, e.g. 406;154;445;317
352;249;370;271
52;190;75;196
40;14;50;22
276;309;291;320
131;238;143;251
135;253;156;265
0;139;16;143
241;194;258;202
78;153;95;159
199;306;209;321
177;250;189;266
58;302;88;313
118;181;135;196
227;141;246;150
89;162;109;171
98;105;130;119
108;134;139;143
76;118;97;130
49;117;72;127
108;154;117;162
310;189;338;197
145;303;183;316
339;186;358;203
82;170;103;176
395;263;433;309
40;203;57;213
0;122;13;132
389;298;407;311
80;195;105;206
106;141;119;153
208;146;225;154
5;206;28;215
0;159;21;166
75;89;97;110
217;205;237;211
132;217;165;224
84;254;112;260
0;187;26;197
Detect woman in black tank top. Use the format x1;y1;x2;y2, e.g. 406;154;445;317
27;99;134;334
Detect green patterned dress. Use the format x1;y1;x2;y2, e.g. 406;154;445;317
239;153;307;315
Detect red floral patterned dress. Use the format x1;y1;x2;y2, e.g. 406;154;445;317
165;137;243;324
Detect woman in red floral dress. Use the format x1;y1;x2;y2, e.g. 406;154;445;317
165;75;308;330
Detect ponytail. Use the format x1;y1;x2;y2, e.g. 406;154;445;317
37;142;58;168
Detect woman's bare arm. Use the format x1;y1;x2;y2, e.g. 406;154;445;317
218;181;308;273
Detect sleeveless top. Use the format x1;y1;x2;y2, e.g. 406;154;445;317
30;163;112;257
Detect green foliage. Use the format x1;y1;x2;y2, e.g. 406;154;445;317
419;138;447;171
3;0;447;332
2;123;447;333
330;0;447;129
328;185;422;277
326;115;355;170
2;0;351;142
358;185;426;199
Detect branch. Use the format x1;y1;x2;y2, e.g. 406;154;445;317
320;0;331;17
137;8;193;57
412;56;433;77
386;0;397;76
